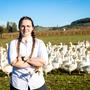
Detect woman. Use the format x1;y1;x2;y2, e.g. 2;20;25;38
8;16;48;90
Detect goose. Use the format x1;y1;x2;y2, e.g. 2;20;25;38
43;61;53;75
2;65;12;76
0;47;12;76
61;56;77;74
79;55;90;73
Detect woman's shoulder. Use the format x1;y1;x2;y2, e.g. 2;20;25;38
35;38;46;47
35;38;44;44
9;38;18;45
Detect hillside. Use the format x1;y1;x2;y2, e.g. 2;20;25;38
71;17;90;25
60;17;90;30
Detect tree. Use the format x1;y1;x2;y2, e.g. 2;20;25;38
6;22;17;33
0;26;4;38
12;22;17;32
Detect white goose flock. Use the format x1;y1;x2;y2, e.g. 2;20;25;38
0;41;90;75
44;40;90;74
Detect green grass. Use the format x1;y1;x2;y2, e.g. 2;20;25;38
45;73;90;90
38;35;90;45
0;38;13;48
1;70;90;90
0;34;90;47
0;77;10;90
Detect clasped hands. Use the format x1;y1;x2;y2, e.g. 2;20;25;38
17;56;40;73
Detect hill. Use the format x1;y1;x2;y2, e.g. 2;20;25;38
60;17;90;30
71;17;90;26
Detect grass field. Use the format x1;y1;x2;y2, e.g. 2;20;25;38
38;35;90;45
0;34;90;90
1;70;90;90
1;34;90;47
45;71;90;90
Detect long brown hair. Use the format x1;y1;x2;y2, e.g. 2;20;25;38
17;16;35;57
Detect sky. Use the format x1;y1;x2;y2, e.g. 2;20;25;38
0;0;90;27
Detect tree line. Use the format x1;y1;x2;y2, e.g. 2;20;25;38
0;22;17;38
0;22;17;33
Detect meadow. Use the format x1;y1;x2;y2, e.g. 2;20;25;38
0;32;90;90
1;69;90;90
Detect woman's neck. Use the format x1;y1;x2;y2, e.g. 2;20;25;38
22;35;32;42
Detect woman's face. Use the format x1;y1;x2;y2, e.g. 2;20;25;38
20;19;34;37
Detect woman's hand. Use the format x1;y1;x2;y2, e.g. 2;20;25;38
27;57;45;67
11;56;31;68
